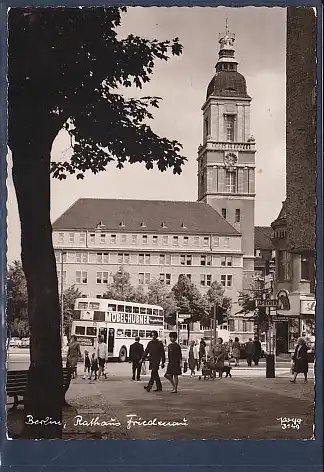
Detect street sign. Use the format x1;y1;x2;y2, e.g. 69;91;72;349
272;317;290;322
256;299;279;308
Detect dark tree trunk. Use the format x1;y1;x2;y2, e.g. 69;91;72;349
10;126;63;438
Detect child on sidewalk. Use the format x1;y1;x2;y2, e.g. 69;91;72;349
89;353;99;381
82;350;91;379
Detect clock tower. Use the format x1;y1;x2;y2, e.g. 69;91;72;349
197;24;256;289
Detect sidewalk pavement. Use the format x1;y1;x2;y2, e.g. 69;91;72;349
60;374;314;440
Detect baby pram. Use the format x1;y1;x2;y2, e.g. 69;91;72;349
198;356;215;380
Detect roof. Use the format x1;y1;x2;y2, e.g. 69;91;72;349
207;71;251;100
52;198;240;236
254;226;274;250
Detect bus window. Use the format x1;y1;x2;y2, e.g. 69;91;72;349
153;309;158;316
108;304;116;312
117;329;124;336
140;307;146;314
133;306;139;314
118;304;125;312
125;329;131;338
132;330;138;337
147;308;152;315
75;326;86;335
139;330;145;338
146;330;152;338
86;327;97;336
158;310;163;317
78;302;88;309
125;305;132;313
89;302;100;310
93;311;105;322
73;310;81;319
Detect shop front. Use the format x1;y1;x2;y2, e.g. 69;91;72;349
274;291;316;353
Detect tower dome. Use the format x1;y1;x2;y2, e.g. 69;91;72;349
206;23;250;100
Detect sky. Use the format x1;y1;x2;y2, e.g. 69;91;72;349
6;6;287;263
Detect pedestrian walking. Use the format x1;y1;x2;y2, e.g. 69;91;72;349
188;340;197;375
198;338;206;370
97;335;108;380
232;337;241;366
89;352;99;381
227;338;234;366
290;337;309;383
142;330;165;392
66;335;81;379
253;337;262;366
129;336;144;381
165;332;182;393
82;349;91;379
210;337;227;378
245;338;255;367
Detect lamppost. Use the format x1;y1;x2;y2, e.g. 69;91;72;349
60;250;66;347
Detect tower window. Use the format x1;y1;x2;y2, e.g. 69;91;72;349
225;115;235;141
222;208;227;219
204;117;209;137
225;171;237;193
235;209;241;223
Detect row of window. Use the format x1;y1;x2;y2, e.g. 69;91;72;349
55;251;234;266
58;270;233;288
204;113;236;142
75;325;155;338
221;208;240;223
57;232;226;247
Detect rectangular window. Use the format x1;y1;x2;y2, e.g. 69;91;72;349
132;235;137;245
110;234;116;244
200;274;212;287
143;273;150;285
183;236;189;246
153;235;158;245
89;233;95;244
80;232;86;244
235;209;241;223
225;114;235;141
58;233;64;243
200;255;211;266
228;319;235;331
100;233;106;245
203;237;209;247
76;252;88;263
121;234;127;244
139;254;144;265
142;235;148;245
222;208;227;219
225;171;236;193
194;236;199;247
221;274;233;287
213;236;220;247
159;254;165;265
139;273;144;285
224;237;230;247
278;251;291;281
75;325;85;335
173;236;179;246
301;256;310;281
69;233;75;243
221;256;232;266
118;253;123;264
96;272;108;284
162;236;168;246
159;273;171;285
180;255;192;266
145;254;150;264
76;271;88;284
204;117;209;137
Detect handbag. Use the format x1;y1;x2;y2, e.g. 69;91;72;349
183;360;188;373
141;361;147;375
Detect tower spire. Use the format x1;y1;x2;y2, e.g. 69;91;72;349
216;20;238;72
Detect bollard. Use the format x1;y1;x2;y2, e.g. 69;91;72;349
266;354;275;378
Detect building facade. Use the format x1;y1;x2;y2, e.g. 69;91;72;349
53;199;243;304
270;7;316;353
197;25;256;291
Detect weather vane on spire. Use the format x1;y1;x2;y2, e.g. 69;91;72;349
225;17;229;35
219;19;235;46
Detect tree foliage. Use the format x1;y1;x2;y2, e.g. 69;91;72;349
237;278;270;333
62;285;84;337
9;7;186;178
7;260;28;325
103;266;148;302
147;278;177;323
171;275;209;324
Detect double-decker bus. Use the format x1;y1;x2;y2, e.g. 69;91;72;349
71;298;164;362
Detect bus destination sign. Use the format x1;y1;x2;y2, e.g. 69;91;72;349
107;312;163;325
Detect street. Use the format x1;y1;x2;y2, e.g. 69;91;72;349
7;354;314;440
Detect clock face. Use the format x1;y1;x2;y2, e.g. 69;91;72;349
224;152;238;166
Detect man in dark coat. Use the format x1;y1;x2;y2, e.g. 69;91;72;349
253;337;262;366
198;338;206;370
129;336;144;381
245;338;255;367
142;330;165;392
290;337;309;383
